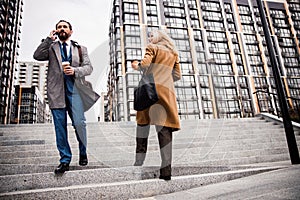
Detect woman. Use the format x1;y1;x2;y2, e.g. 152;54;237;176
131;30;181;181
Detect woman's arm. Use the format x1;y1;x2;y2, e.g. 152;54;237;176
172;56;181;82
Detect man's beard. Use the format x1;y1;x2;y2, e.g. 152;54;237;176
58;31;70;41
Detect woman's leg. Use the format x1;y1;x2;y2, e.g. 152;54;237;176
156;126;173;180
134;124;150;166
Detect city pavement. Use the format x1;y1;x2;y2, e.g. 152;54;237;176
134;161;300;200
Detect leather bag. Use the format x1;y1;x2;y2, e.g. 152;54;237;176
134;72;159;111
72;41;100;112
74;77;100;112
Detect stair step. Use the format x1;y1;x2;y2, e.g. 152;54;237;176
0;116;299;199
0;166;282;199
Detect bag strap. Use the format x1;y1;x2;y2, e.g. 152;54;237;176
142;51;157;75
71;40;83;65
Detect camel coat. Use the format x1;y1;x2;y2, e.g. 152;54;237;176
136;43;181;131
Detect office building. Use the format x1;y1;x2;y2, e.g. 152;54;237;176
12;85;50;124
11;61;51;124
17;61;48;104
0;0;24;124
107;0;300;122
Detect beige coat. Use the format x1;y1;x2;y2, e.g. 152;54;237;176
136;43;181;131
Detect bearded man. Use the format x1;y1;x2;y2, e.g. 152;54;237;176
34;20;93;174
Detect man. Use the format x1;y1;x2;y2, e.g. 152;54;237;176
34;20;92;174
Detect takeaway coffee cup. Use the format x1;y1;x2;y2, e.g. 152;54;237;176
62;61;70;72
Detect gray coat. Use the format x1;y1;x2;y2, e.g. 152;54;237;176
33;37;93;109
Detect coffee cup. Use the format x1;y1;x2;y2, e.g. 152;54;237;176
62;61;70;67
62;61;70;71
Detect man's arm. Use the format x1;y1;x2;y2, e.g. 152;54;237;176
73;46;93;78
33;37;53;61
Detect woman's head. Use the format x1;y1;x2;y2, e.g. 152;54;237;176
148;30;169;44
148;30;178;55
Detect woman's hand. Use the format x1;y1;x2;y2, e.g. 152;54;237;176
131;60;139;70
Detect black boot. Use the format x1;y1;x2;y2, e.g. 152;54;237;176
134;124;150;166
54;163;69;174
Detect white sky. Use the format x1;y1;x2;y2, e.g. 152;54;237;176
19;0;113;61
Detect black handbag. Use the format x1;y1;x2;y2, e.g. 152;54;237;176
134;71;159;111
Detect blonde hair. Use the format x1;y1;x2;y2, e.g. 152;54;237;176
150;30;178;56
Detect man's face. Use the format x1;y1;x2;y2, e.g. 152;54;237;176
56;22;72;41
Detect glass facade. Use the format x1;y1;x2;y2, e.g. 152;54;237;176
106;0;300;122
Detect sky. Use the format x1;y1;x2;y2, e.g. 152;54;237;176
19;0;113;122
19;0;112;61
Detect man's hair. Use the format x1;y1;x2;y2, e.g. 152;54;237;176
56;20;72;30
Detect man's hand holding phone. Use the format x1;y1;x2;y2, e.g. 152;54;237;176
49;30;57;41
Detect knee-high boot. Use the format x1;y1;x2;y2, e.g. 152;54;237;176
156;126;173;178
134;124;150;166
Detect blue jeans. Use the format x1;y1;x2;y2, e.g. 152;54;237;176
51;75;87;164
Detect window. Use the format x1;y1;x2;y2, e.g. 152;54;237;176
238;5;250;15
123;3;138;13
124;36;141;48
165;17;187;27
204;20;224;30
212;64;233;75
124;25;140;36
175;75;195;87
125;48;142;60
163;0;184;8
201;1;220;12
124;14;139;23
168;28;188;39
207;31;227;42
173;39;190;50
179;50;192;63
246;44;259;53
147;16;159;25
126;73;141;87
146;5;157;15
165;7;185;18
180;63;194;74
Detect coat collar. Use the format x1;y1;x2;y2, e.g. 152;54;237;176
52;40;80;67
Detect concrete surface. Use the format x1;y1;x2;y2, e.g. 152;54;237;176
134;162;300;200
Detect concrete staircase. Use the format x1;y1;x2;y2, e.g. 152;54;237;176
0;116;299;199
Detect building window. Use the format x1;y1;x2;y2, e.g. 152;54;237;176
126;73;140;87
175;75;195;87
146;0;157;5
123;2;138;13
180;63;194;74
124;36;141;48
146;5;157;15
125;48;142;60
207;31;227;42
124;13;139;23
165;17;187;27
201;1;220;12
124;25;140;35
147;15;159;25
